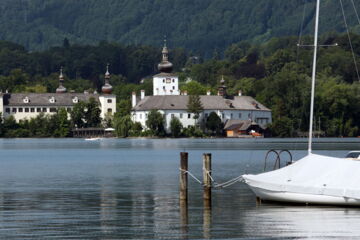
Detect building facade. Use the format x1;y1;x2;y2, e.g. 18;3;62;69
0;67;116;122
131;43;272;133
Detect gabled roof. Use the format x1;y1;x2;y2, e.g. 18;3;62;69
2;93;108;106
133;95;271;111
224;119;261;131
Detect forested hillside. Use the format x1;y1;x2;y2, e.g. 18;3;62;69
0;0;360;54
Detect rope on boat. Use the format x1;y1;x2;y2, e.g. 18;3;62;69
180;168;244;188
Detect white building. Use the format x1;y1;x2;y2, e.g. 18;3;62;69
131;43;272;133
0;66;116;122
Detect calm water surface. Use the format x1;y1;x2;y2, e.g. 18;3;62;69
0;138;359;239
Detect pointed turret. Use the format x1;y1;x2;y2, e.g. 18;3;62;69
56;67;67;93
102;64;113;94
157;38;173;73
218;75;227;97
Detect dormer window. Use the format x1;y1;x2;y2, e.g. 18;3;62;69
72;97;79;103
23;97;30;103
49;96;56;103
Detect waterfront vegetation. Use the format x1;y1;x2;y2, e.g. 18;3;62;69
0;32;360;137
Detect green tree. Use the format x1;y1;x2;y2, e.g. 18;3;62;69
170;117;183;137
70;101;86;128
206;112;223;135
114;115;133;137
85;97;101;127
146;110;165;137
187;95;203;124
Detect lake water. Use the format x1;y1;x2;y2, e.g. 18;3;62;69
0;138;359;239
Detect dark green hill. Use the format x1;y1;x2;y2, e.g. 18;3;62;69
0;0;359;54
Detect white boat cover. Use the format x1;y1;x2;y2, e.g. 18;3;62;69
243;154;360;200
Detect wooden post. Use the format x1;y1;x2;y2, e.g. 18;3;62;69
180;152;188;201
180;152;189;234
203;153;212;208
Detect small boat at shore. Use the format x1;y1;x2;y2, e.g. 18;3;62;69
84;137;102;141
242;0;360;206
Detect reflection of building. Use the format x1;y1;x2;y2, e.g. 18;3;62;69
131;42;272;133
0;66;116;121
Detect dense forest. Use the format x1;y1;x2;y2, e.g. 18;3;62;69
0;29;359;137
1;0;360;55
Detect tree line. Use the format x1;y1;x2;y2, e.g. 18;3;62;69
0;32;359;137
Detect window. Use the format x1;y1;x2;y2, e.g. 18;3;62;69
163;79;165;83
172;79;175;83
139;114;142;119
107;99;112;103
25;108;29;113
67;108;72;112
163;86;165;90
50;108;57;112
166;78;171;83
72;97;78;103
107;108;112;113
171;114;175;119
5;108;10;113
23;97;30;103
19;108;23;112
12;108;17;113
30;108;35;112
239;113;242;118
42;108;47;112
230;113;233;119
172;86;175;90
205;113;208;118
180;113;183;119
36;108;41;113
222;113;224;119
188;113;191;119
49;97;56;103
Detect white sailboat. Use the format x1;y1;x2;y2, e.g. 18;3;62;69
242;0;360;206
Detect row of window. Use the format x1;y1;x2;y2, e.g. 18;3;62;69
5;107;113;114
162;78;175;83
5;107;70;114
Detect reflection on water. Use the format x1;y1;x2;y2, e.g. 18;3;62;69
0;138;358;239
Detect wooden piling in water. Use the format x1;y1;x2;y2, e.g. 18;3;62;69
180;152;188;202
203;153;212;208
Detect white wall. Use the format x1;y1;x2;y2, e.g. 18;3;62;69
132;109;272;133
3;106;69;122
99;95;117;119
153;76;180;95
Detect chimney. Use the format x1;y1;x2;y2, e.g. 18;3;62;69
140;90;145;100
184;90;188;96
207;90;211;96
238;90;242;96
132;92;137;107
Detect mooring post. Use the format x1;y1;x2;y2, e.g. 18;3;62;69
203;153;212;208
180;152;189;233
180;152;188;202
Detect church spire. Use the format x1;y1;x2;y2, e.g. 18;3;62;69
56;66;67;93
158;37;173;73
102;64;113;94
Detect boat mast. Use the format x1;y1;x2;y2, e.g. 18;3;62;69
308;0;320;154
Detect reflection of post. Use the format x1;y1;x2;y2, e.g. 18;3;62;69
180;152;188;236
203;200;212;239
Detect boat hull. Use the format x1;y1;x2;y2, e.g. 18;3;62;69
248;185;360;206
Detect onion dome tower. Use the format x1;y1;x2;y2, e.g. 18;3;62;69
218;75;227;97
102;64;113;94
157;39;173;73
56;67;67;93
